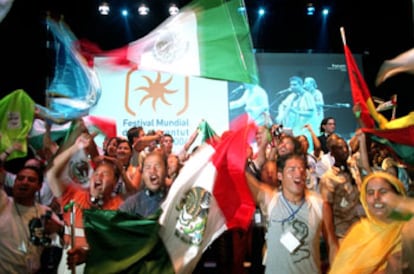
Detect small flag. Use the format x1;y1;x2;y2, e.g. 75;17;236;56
198;120;219;146
63;200;75;212
28;118;72;151
82;115;117;140
375;94;397;112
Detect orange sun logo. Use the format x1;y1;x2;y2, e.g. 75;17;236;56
134;72;177;111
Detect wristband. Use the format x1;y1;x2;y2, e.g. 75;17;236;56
355;111;361;119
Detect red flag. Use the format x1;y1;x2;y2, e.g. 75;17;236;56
343;44;388;129
342;36;414;165
361;111;414;165
211;114;257;229
362;126;414;147
82;115;117;138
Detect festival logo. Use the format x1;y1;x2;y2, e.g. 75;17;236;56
124;71;189;117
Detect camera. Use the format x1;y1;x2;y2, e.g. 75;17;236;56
273;124;284;137
29;210;52;246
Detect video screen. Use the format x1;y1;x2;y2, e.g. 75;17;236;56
229;52;359;141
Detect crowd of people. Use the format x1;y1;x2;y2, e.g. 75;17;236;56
1;103;414;274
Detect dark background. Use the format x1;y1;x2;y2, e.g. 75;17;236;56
1;0;413;117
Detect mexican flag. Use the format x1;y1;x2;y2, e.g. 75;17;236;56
36;18;102;123
28;115;116;152
158;115;256;273
100;0;259;85
28;119;72;151
83;115;257;273
52;117;112;189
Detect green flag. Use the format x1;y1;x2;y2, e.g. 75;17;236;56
0;89;35;160
108;0;259;85
198;120;219;145
83;209;174;274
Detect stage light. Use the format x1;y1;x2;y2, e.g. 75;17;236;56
121;9;128;17
258;8;265;16
168;4;179;16
307;3;315;16
98;1;110;15
322;8;329;16
138;4;150;15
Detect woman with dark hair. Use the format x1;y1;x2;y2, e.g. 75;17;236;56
103;136;122;157
112;139;141;197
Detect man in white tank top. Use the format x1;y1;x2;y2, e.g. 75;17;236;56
246;153;338;274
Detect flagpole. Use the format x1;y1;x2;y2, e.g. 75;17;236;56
391;94;397;120
45;12;52;110
340;27;346;45
67;200;76;274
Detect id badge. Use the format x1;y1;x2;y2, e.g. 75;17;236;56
254;207;265;227
280;230;301;253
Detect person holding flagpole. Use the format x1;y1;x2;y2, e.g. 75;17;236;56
46;132;123;273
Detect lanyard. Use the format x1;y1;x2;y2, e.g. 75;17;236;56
273;193;305;224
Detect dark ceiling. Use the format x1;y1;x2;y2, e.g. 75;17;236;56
1;0;413;115
42;0;414;55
